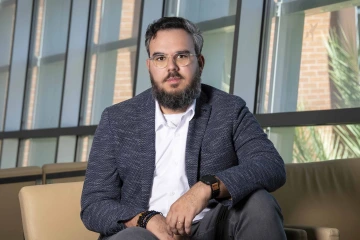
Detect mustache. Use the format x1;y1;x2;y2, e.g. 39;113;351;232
163;72;184;82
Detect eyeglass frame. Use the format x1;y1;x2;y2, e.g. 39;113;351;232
148;51;199;68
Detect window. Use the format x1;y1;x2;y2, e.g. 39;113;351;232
18;138;57;167
0;1;16;131
164;0;238;92
22;0;72;129
266;124;360;163
57;136;76;163
0;139;18;169
259;0;360;113
257;0;360;163
0;0;143;168
80;0;142;125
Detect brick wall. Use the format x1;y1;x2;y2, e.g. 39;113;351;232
265;8;357;112
297;12;332;111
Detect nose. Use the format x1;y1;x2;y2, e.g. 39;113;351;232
167;56;179;72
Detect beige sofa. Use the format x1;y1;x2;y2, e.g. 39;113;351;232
19;181;98;240
0;166;42;240
273;158;360;240
17;158;359;239
18;181;308;240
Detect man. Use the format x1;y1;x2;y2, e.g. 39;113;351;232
81;17;286;240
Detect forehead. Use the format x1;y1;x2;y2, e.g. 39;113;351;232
148;29;195;55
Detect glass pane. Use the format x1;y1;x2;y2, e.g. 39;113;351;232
201;27;234;92
164;0;237;23
0;72;9;131
0;2;16;131
22;0;71;129
0;139;19;169
18;138;57;167
56;136;76;163
164;0;237;93
80;0;141;125
76;135;93;162
259;1;360;113
266;124;360;163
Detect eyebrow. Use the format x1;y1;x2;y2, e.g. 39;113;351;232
151;50;192;57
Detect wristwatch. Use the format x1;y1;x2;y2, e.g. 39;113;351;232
200;175;220;199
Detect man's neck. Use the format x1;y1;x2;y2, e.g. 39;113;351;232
160;105;189;114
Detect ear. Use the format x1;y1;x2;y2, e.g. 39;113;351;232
198;54;205;72
146;59;150;70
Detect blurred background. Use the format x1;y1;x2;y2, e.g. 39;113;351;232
0;0;360;168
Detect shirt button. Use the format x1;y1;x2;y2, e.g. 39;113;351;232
170;192;175;196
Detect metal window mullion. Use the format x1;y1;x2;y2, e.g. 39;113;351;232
5;0;33;132
255;0;275;114
0;125;97;139
229;0;242;95
61;0;90;128
232;0;264;113
55;0;74;164
132;0;145;97
2;0;18;133
134;0;164;95
78;0;99;126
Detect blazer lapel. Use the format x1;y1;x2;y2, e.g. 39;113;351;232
186;92;211;187
138;92;156;207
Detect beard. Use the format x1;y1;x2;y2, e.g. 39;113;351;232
150;67;201;111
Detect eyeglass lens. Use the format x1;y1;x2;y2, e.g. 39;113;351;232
153;53;190;68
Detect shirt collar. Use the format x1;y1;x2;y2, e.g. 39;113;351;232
155;99;196;131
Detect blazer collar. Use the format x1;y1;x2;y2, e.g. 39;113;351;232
138;91;156;206
185;91;212;187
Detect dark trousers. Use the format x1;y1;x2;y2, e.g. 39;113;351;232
106;189;286;240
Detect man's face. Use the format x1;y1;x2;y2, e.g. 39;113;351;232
146;29;204;110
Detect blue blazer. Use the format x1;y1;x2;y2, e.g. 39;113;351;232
81;84;286;237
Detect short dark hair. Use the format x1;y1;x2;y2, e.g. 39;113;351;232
145;17;203;57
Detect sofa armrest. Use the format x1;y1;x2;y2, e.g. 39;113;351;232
285;225;339;240
284;227;308;240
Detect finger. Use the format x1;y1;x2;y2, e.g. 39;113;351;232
166;212;175;229
166;223;174;235
166;233;175;240
167;223;179;236
184;217;192;235
168;219;179;235
176;217;186;235
168;213;180;234
166;211;171;225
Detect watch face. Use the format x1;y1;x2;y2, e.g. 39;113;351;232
200;175;220;199
201;175;217;184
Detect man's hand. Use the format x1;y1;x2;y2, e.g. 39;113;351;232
166;182;212;236
124;213;140;228
124;213;175;240
146;214;175;240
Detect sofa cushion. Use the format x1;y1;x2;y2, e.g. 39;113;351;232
272;158;360;240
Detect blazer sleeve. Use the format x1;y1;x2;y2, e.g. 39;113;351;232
80;108;141;236
215;101;286;207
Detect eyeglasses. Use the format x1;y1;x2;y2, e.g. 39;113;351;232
148;52;198;68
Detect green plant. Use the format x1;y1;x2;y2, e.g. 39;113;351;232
293;26;360;163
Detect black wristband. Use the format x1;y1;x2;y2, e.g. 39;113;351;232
200;175;220;199
136;210;162;228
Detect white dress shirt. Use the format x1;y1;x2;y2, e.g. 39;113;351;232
148;100;210;221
